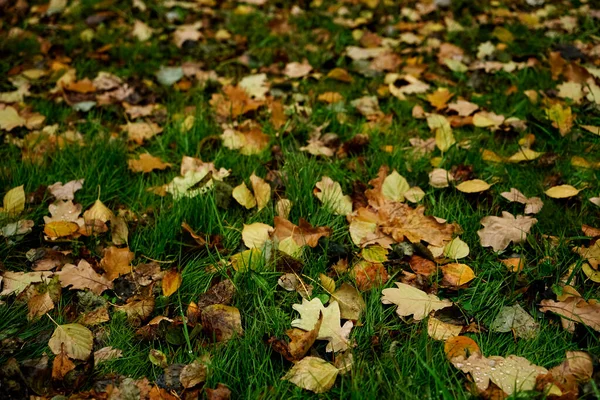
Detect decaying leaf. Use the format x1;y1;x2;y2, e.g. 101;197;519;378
162;269;182;297
332;283;365;321
56;259;113;295
180;358;208;388
269;313;322;362
428;317;463;341
128;153;171;173
381;282;452;320
52;344;76;380
500;188;543;214
490;304;539;339
201;304;243;342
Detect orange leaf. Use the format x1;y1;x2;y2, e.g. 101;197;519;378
444;336;481;360
44;221;79;238
162;269;182;297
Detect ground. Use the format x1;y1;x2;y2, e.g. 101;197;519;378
0;0;600;399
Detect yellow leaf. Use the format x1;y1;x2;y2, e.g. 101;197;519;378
44;221;79;237
318;92;344;104
404;186;425;203
382;282;452;320
507;148;543;163
582;263;600;283
481;149;505;163
48;323;93;360
545;185;581;199
381;170;410;202
275;199;292;219
455;179;491;193
0;106;26;131
2;185;25;215
440;263;475;286
581;125;600;136
545;103;573;136
282;356;339;394
319;273;336;293
361;245;389;263
443;237;469;259
83;199;114;223
162;269;182;296
250;174;271;211
230;249;262;272
232;182;257;209
128;153;171;173
314;177;352;216
241;222;273;249
427;317;462;341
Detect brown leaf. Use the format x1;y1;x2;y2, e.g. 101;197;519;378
539;297;600;332
116;296;155;325
332;283;365;320
408;255;437;277
206;383;231;400
444;336;481;360
121;121;163;144
27;290;55;321
272;216;332;248
100;246;134;281
52;344;75;380
269;313;323;362
162;269;182;297
180;359;208;388
379;203;457;247
477;212;537;252
198;279;236;309
210;85;263;119
351;260;389;291
201;304;243;342
56;260;113;295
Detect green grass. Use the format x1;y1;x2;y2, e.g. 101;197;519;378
1;0;600;398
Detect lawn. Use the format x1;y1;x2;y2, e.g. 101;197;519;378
1;0;600;398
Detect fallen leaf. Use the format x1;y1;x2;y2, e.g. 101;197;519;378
56;259;113;295
351;260;389;291
490;304;539;339
100;246;134;281
440;263;475;287
292;298;352;352
444;336;481;360
162;269;182;297
539;297;600;332
381;282;452;320
443;237;469;259
232;182;257;209
455;179;491;193
128;153;171;173
201;304;244;342
121;121;163;144
269;313;322;362
284;60;313;78
314;177;353;216
500;188;543;214
0;271;53;296
94;346;123;366
282;356;338;394
332;283;365;320
83;199;114;223
48;323;93;360
451;353;547;395
180;359;208;388
545;184;581;199
427;317;463;341
2;185;25;215
250;174;271;211
48;179;84;201
241;222;273;249
477;212;537;252
429;168;455;188
206;384;232;400
52;344;76;380
545;103;573;136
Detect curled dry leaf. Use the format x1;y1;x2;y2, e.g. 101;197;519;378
180;358;208;388
269;313;322;362
351;260;389;291
381;282;452;320
272;216;332;248
444;336;481;360
500;188;543;214
52;344;76;380
282;356;338;394
429;168;455;188
477;212;537;252
48;323;93;360
48;179;84;201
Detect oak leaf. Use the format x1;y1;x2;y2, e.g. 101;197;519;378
291;298;352;352
381;282;452;320
56;259;113;295
539;297;600;332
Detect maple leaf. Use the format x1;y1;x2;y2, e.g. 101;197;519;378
221;121;270;155
477;212;537;252
48;179;84;201
381;282;452;320
291;298;353;352
128;153;171;173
